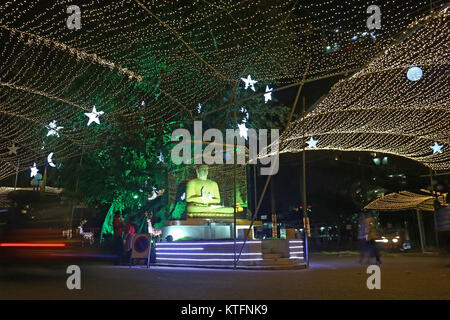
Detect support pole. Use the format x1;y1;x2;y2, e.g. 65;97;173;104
301;96;309;267
253;163;257;220
70;151;84;229
232;81;238;270
236;58;311;265
429;168;440;248
14;159;19;190
416;209;425;253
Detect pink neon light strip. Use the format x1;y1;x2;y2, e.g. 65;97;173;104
156;241;262;246
156;257;263;262
155;247;204;251
157;252;262;256
0;242;66;247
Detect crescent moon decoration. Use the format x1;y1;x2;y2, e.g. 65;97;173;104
47;152;56;167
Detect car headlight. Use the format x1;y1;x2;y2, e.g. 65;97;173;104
392;238;398;243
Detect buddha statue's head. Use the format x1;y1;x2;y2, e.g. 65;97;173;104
195;164;209;181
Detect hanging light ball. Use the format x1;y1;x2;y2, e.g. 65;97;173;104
407;66;423;81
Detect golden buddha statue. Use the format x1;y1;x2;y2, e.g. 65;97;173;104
186;165;235;217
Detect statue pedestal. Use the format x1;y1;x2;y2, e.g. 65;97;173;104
162;217;262;241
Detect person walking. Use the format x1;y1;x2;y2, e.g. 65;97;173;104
366;216;381;265
357;213;369;265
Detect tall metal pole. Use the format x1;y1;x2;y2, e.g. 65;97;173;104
232;81;238;270
235;58;311;264
416;209;425;253
70;151;84;229
253;163;257;219
14;159;19;190
301;96;309;267
429;168;439;248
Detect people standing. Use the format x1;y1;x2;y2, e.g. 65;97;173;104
113;211;125;265
124;217;137;262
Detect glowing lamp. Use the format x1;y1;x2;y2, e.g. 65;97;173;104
170;228;185;241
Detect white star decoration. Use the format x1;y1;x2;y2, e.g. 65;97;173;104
264;86;273;103
30;163;39;177
158;152;165;163
306;137;318;148
197;103;202;113
431;142;443;154
47;152;56;167
238;123;248;140
8;143;19;155
240;75;258;91
84;106;104;126
46;120;63;137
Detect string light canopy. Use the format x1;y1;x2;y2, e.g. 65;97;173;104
275;6;450;172
364;191;448;212
0;0;445;180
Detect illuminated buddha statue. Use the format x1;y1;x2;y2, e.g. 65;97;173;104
186;165;235;217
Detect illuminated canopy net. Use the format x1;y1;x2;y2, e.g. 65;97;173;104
277;6;450;171
364;191;448;212
0;0;446;179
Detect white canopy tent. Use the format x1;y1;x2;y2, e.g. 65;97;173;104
364;191;448;252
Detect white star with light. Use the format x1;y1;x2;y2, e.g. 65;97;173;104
47;152;56;167
431;142;443;154
46;120;63;137
8;143;19;155
264;86;273;103
306;137;318;148
238;123;248;140
30;163;39;177
240;75;257;91
158;152;165;163
84;106;104;126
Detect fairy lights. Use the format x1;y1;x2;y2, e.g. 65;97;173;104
364;191;448;212
276;7;450;172
0;1;445;179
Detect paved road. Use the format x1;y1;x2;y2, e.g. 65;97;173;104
1;254;449;299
